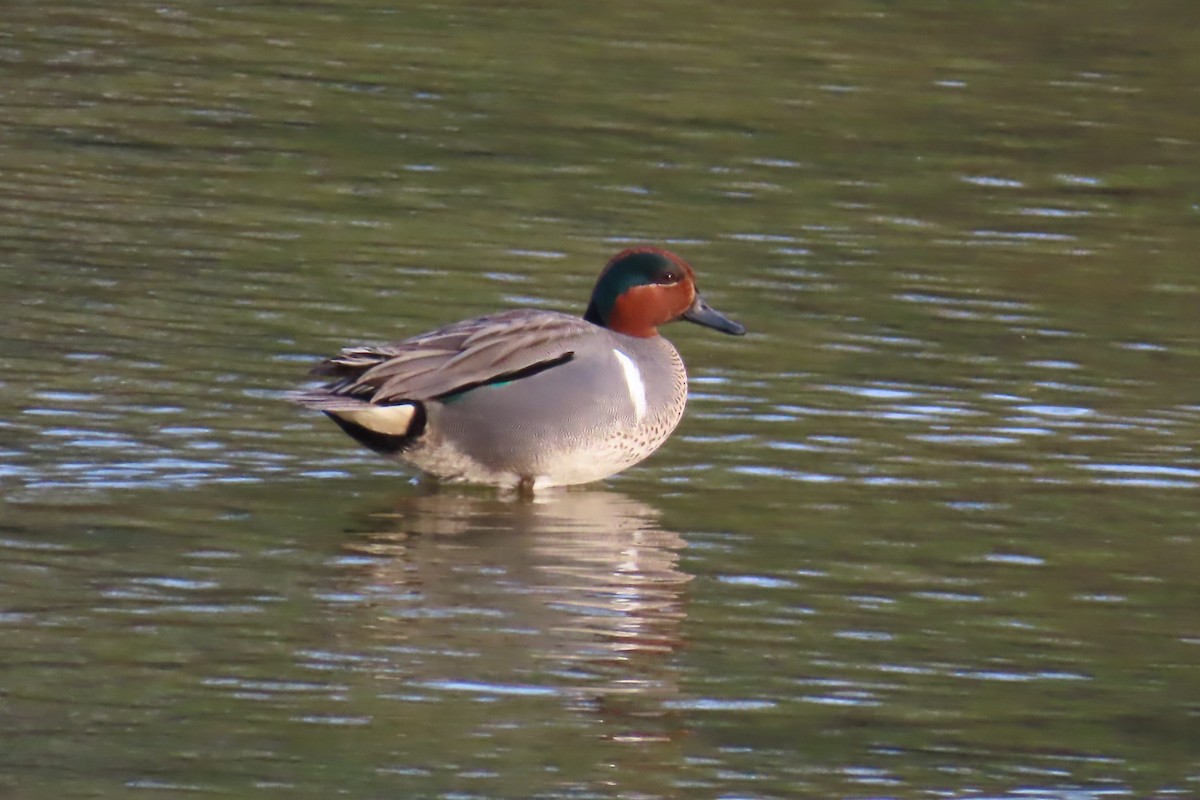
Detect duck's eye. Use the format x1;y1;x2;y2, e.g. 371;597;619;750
660;270;681;284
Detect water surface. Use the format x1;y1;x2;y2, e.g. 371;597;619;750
2;1;1198;798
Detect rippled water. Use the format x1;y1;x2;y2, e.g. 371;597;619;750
2;1;1198;798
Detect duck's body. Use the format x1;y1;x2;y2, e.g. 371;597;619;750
294;247;743;489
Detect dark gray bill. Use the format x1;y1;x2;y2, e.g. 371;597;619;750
681;294;746;335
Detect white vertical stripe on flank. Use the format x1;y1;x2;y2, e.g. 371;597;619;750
612;349;647;422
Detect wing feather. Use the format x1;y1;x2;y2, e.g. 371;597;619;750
295;310;593;408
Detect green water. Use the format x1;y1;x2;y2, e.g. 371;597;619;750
2;1;1198;798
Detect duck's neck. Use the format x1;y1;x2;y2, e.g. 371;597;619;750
583;300;604;326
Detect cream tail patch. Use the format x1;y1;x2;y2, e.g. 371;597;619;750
334;404;416;435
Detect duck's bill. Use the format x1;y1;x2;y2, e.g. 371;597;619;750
681;294;746;335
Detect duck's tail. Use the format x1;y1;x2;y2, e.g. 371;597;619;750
291;390;426;455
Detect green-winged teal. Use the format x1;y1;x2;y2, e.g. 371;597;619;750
294;247;745;489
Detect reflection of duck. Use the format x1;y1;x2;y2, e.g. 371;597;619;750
337;489;690;722
326;489;696;758
295;489;696;793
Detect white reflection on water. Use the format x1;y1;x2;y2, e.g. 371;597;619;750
322;490;691;717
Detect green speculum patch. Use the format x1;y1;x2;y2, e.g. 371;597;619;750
434;352;576;403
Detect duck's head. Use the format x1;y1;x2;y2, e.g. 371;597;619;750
583;247;746;338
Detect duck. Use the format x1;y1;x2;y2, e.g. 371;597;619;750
293;246;745;490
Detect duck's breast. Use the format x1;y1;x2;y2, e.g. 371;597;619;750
432;333;686;483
